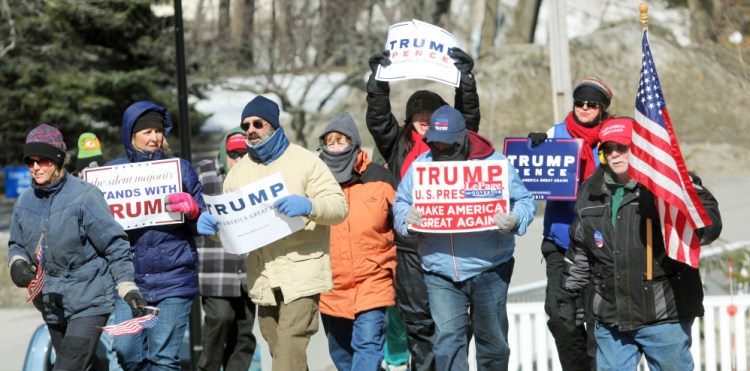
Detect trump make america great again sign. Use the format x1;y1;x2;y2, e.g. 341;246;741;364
410;160;510;233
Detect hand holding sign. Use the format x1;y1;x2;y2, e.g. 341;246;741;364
448;47;474;75
493;211;517;234
273;195;312;217
406;207;424;228
165;192;200;219
369;50;391;73
197;212;219;236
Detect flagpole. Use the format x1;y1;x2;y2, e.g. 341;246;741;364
639;3;654;281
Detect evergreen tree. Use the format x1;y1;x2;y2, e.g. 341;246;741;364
0;0;205;166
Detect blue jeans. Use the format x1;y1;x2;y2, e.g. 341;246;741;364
321;308;387;371
113;296;193;371
424;258;514;371
594;320;694;371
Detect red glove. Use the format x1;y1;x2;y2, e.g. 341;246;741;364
165;192;200;219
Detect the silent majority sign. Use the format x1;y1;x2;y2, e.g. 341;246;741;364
83;159;184;230
410;160;510;233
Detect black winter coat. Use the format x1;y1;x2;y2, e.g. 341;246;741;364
560;167;722;331
365;72;481;252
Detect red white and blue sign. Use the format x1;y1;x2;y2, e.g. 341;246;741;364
594;231;604;248
503;137;583;201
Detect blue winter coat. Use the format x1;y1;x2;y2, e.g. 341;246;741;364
542;122;601;249
393;151;537;282
8;173;134;323
106;100;205;302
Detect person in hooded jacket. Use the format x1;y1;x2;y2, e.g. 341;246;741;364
317;112;398;370
193;127;257;371
106;101;207;371
8;124;143;371
559;117;722;370
366;47;479;371
526;76;613;370
393;106;536;371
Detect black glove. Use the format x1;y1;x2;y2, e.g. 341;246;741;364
557;300;584;333
368;50;391;74
528;132;548;147
448;47;474;75
10;260;36;288
124;290;148;318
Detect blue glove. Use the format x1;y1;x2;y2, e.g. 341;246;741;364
197;212;219;235
273;195;312;217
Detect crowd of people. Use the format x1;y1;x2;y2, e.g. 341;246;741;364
7;47;722;371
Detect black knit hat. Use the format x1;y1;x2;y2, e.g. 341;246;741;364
132;111;165;134
405;90;445;122
23;124;67;167
573;77;613;108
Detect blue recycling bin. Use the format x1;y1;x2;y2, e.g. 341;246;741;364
4;165;32;198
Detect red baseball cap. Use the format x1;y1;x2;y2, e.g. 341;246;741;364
226;134;247;152
599;117;634;146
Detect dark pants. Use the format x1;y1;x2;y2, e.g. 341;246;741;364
394;249;435;371
198;291;257;371
542;239;596;371
47;314;109;371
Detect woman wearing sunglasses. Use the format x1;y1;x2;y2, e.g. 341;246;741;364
8;124;142;370
526;76;614;371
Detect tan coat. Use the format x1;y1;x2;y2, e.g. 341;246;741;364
224;143;348;305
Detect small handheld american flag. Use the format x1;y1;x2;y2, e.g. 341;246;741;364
25;234;46;303
100;306;160;336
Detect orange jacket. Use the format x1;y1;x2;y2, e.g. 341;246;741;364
320;151;398;319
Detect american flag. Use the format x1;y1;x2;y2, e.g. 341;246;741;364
629;30;712;268
25;234;46;303
100;310;159;336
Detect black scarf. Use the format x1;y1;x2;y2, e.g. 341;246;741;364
429;131;471;161
320;146;359;184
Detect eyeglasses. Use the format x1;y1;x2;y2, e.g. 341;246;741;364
601;143;629;155
574;101;601;109
241;119;266;131
24;158;54;168
226;150;246;159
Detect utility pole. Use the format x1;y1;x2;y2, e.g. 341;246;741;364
548;0;572;122
172;1;200;370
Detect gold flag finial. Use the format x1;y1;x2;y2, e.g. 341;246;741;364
639;3;649;29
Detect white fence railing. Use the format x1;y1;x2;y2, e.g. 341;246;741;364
499;295;750;371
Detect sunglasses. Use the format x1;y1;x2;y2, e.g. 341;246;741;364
601;143;629;155
226;150;246;159
241;119;266;131
24;158;54;167
574;101;601;109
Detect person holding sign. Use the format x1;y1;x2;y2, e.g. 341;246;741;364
526;76;613;370
203;95;347;370
193;128;257;371
366;46;479;371
8;124;143;370
393;106;536;371
107;101;207;371
317;112;398;370
560;118;722;369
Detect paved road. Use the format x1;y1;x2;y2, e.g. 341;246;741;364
1;176;745;370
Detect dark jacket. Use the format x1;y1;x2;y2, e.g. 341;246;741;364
9;173;134;323
365;72;480;252
560;167;722;331
106;100;205;302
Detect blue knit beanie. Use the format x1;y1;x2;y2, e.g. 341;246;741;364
241;96;280;129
